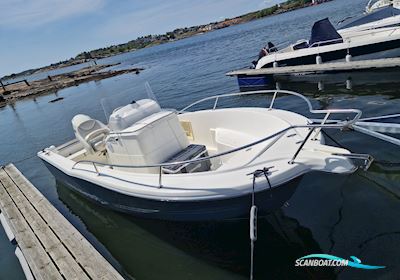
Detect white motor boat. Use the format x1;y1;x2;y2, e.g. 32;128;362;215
339;6;400;36
253;7;400;69
366;0;400;13
39;90;374;221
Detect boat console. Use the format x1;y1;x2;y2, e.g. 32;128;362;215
105;99;209;173
70;98;212;174
108;99;161;131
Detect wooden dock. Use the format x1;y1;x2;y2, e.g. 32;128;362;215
226;57;400;76
0;164;124;280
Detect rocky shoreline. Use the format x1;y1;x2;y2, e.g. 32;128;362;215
0;64;142;107
1;0;333;82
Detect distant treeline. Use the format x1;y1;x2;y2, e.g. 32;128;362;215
2;0;328;80
76;0;317;60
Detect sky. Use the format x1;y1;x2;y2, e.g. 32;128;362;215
0;0;281;77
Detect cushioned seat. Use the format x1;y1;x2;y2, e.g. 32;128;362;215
72;114;110;154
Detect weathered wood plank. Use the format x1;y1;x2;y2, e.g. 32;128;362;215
0;168;89;280
4;164;124;280
226;57;400;76
0;169;62;280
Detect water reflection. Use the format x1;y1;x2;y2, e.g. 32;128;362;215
56;181;335;280
274;69;400;96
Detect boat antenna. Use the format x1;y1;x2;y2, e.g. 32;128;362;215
145;81;158;102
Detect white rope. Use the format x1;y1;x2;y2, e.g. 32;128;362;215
249;167;274;279
250;174;257;280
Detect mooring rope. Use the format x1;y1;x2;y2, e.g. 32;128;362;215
0;154;37;167
321;130;400;166
250;174;257;280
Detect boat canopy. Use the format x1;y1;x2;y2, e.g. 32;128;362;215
309;18;343;47
339;6;400;30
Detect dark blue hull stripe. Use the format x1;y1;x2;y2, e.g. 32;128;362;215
44;162;302;221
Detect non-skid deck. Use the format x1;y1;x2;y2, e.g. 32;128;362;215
0;164;124;280
226;57;400;76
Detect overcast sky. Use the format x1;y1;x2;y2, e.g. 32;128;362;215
0;0;282;77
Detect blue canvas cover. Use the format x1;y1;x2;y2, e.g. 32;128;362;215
309;18;343;47
339;6;400;30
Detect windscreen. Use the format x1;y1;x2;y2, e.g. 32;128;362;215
100;82;159;122
309;18;343;47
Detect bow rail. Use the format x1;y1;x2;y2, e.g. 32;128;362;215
180;90;362;124
67;90;366;187
71;123;363;185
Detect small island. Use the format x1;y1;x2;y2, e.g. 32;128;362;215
0;64;142;107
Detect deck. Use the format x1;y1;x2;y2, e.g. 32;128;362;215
0;163;125;280
226;57;400;76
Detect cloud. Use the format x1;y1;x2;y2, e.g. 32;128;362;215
0;0;105;28
99;2;186;40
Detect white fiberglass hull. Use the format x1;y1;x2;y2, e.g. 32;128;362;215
38;107;355;221
256;26;400;69
42;160;304;221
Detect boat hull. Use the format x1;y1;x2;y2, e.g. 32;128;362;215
242;40;400;90
261;38;400;68
44;162;303;221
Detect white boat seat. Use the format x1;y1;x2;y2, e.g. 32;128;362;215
72;114;110;154
214;128;282;170
214;128;256;153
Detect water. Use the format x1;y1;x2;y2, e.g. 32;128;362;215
1;0;400;278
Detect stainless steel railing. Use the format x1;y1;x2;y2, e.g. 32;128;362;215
308;38;344;48
70;90;362;187
179;90;362;123
71;124;352;184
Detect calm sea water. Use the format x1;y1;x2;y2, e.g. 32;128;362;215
1;0;400;279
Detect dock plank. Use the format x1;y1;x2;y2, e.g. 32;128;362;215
0;169;89;280
3;164;124;280
226;57;400;76
0;169;62;280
